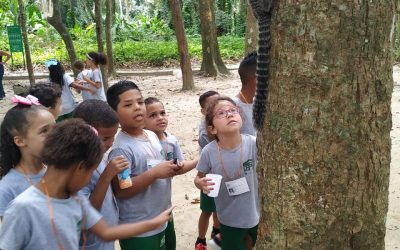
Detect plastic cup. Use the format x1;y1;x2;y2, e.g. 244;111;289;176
206;174;222;197
118;168;132;189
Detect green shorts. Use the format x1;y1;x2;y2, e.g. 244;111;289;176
56;111;74;122
119;229;166;250
165;219;176;250
200;191;216;212
220;223;258;250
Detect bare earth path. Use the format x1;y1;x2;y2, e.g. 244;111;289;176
0;66;399;249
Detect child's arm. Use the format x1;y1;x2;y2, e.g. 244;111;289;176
111;160;180;200
176;157;199;175
89;156;129;210
71;81;96;95
90;206;173;241
83;75;101;89
194;171;214;194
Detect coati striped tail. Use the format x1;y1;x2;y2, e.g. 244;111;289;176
253;14;272;130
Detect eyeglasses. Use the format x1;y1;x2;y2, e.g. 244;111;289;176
213;106;240;119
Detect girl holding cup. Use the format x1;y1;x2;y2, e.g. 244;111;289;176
194;96;259;250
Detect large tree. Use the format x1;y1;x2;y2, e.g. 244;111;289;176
199;0;229;76
105;0;114;87
94;0;108;89
244;4;258;54
168;0;194;90
47;0;78;74
17;0;34;85
254;1;395;249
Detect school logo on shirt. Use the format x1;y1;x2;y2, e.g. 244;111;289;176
243;160;253;175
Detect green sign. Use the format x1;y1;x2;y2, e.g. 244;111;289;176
7;25;24;53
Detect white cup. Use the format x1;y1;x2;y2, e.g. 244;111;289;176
206;174;223;197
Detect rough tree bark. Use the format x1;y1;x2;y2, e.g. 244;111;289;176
199;0;229;77
94;0;108;89
168;0;194;90
17;0;35;85
47;0;78;74
105;0;114;88
244;4;258;54
256;1;395;249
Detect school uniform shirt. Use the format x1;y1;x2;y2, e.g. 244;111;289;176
0;168;46;216
198;120;211;152
78;154;118;250
77;69;94;101
232;96;256;136
0;186;102;250
108;129;169;237
196;134;260;229
60;73;78;116
85;68;106;101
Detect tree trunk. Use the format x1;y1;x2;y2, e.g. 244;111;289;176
256;1;395;249
105;0;114;88
17;0;35;85
168;0;194;91
47;0;78;75
94;0;108;90
199;0;229;77
244;4;258;54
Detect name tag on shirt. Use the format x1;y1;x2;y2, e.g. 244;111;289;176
147;159;163;169
225;177;250;196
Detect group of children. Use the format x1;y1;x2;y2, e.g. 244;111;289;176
0;52;260;250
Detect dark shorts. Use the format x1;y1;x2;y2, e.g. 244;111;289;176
200;191;216;212
56;111;74;122
165;219;176;250
119;229;166;250
220;223;258;250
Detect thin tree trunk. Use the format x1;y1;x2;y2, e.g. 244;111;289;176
256;1;395;249
105;0;114;87
94;0;108;90
199;0;229;77
47;0;78;75
168;0;194;90
244;3;258;54
17;0;34;85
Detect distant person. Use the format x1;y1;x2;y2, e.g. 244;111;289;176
46;59;94;121
28;82;62;119
83;52;107;101
74;60;93;101
0;50;11;100
233;52;257;136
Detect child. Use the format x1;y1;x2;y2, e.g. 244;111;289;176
28;82;62;118
0;97;55;217
194;96;259;250
74;60;94;101
46;59;95;121
196;90;222;250
144;97;198;250
233;52;257;136
83;52;107;101
74;99;129;250
106;80;180;250
0;119;173;249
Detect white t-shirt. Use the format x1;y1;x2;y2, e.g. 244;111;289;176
60;74;77;116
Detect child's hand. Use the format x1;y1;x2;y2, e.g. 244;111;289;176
104;156;129;181
151;161;178;179
198;176;214;194
83;75;90;82
152;206;174;227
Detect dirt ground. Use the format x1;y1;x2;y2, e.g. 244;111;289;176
0;66;399;249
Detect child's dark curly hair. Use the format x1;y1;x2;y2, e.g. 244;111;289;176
48;61;66;87
106;80;141;111
74;99;118;129
29;82;61;109
0;104;46;178
87;52;107;66
41;119;103;170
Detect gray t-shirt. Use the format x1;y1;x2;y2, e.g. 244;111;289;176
60;73;77;116
161;132;184;161
232;96;256;136
88;68;106;101
0;168;46;216
198;120;211;151
108;130;169;237
0;186;102;250
78;154;118;250
196;134;260;228
77;69;93;101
